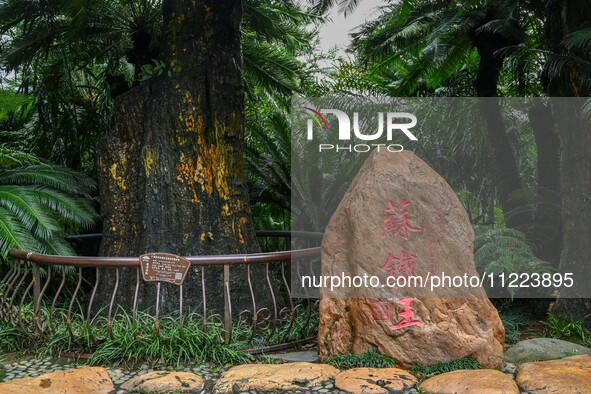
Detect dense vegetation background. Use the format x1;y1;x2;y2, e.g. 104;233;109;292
1;0;590;320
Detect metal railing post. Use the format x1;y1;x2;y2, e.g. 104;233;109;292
223;263;232;343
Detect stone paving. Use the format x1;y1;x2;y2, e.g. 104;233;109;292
3;341;591;393
0;357;420;393
0;357;224;391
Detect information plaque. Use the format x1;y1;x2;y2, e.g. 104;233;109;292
139;253;191;285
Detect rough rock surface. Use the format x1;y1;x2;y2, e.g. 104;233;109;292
213;362;339;394
334;367;417;393
0;367;113;393
318;150;504;368
504;338;591;364
515;354;591;393
419;369;519;394
120;370;204;393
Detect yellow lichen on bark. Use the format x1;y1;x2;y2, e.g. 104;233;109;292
142;146;157;178
176;152;200;203
109;164;126;190
238;216;249;244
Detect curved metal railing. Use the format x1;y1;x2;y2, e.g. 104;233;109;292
0;231;322;354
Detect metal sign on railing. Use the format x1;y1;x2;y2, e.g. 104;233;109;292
139;253;190;285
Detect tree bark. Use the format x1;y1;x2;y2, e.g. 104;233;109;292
545;0;591;324
473;31;524;228
97;0;263;314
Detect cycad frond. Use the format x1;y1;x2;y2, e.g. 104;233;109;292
0;206;42;258
0;165;96;195
0;160;98;259
562;28;591;50
0;185;62;239
0;145;41;168
243;32;304;95
40;236;75;256
29;187;98;228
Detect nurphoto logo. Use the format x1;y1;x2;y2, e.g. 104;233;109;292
305;107;418;152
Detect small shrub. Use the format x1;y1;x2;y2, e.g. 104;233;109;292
325;350;395;369
410;357;480;378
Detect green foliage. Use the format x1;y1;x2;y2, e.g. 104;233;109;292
0;89;33;122
258;356;282;364
562;28;591;50
543;314;591;347
0;320;30;353
350;0;535;96
0;148;98;258
474;226;553;297
325;350;395;370
139;59;177;81
0;0;322;174
496;302;534;344
409;357;480;379
90;312;253;367
1;301;318;367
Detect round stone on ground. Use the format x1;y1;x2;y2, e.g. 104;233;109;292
516;354;591;393
334;367;417;393
120;371;204;393
505;338;591;364
212;362;339;394
419;369;519;394
0;366;114;393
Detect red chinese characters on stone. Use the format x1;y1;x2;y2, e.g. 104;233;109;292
369;298;423;330
370;301;391;321
383;199;421;240
389;298;423;330
382;250;417;279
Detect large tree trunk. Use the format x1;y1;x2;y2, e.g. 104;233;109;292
528;103;562;266
473;31;523;228
97;0;262;314
545;0;591;323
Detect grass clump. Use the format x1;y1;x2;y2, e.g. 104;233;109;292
498;306;531;344
542;313;591;346
0;321;31;353
89;313;253;367
0;301;319;368
325;350;395;369
410;357;480;379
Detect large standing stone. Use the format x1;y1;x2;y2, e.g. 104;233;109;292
318;150;504;368
515;354;591;393
0;367;113;393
